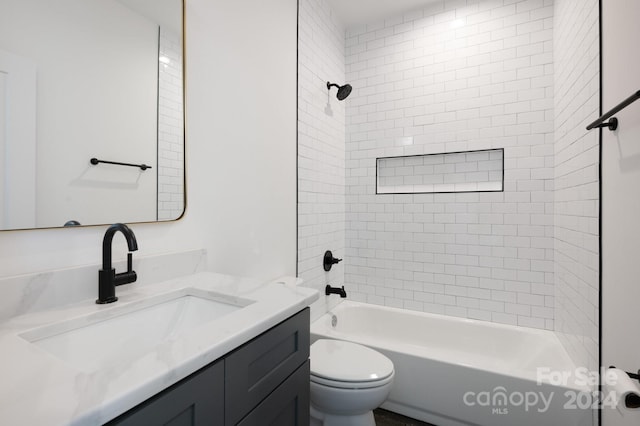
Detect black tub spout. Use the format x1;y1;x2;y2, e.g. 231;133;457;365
325;285;347;298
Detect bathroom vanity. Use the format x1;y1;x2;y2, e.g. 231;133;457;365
109;308;310;426
0;270;318;426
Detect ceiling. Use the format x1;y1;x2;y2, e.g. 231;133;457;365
118;0;182;35
325;0;441;27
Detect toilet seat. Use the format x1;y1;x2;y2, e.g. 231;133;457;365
310;371;395;389
310;339;394;389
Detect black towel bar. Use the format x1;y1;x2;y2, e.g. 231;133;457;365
587;90;640;131
90;158;152;171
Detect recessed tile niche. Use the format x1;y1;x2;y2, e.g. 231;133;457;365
376;149;504;194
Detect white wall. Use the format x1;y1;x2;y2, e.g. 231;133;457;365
552;0;600;376
189;0;298;278
602;0;640;424
297;0;347;317
0;50;37;230
0;0;158;228
344;0;555;328
0;0;297;285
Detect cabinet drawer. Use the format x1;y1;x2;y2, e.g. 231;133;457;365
225;308;310;425
237;360;310;426
107;360;224;426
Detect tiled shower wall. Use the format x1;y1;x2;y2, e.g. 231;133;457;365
297;0;346;314
344;0;556;329
553;0;599;372
158;28;185;221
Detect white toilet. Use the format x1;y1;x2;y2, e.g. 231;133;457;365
309;339;395;426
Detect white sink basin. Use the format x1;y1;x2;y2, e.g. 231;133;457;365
19;288;253;372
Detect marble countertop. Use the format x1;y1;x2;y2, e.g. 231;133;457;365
0;272;318;426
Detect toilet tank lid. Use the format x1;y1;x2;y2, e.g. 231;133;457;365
310;339;394;382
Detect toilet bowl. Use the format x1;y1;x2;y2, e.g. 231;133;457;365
309;339;395;426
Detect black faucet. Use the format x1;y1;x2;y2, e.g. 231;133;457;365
96;223;138;304
325;285;347;298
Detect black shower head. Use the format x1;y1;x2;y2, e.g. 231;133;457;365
327;82;352;101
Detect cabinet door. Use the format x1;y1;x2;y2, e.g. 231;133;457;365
237;360;310;426
106;360;224;426
225;308;310;425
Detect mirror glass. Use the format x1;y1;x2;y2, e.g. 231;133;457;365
0;0;184;230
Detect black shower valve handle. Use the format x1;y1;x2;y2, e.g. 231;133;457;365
323;250;342;271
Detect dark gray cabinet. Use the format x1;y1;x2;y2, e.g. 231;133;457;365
107;360;224;426
237;361;309;426
225;306;309;425
107;308;310;426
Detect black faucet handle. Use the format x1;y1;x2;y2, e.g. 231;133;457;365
114;270;137;287
323;250;343;271
115;252;137;287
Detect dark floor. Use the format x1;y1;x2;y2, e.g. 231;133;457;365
373;408;436;426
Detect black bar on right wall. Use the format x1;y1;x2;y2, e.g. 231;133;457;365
586;89;640;130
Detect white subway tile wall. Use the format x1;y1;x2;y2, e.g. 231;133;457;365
298;0;346;298
158;28;185;221
344;0;555;329
298;0;602;365
377;149;504;194
553;0;599;373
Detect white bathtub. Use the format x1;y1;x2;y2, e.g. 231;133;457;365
310;301;593;426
